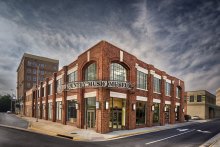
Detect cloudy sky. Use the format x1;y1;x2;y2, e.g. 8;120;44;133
0;0;219;95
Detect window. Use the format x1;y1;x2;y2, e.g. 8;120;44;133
56;101;62;121
153;77;161;93
27;82;31;88
176;87;181;98
56;79;62;93
27;61;32;66
48;84;52;95
165;82;171;96
110;63;126;81
32;62;37;67
67;100;77;123
137;71;147;90
68;71;77;82
136;101;146;125
190;96;194;102
53;65;57;70
197;95;202;102
33;69;36;74
48;102;52;120
27;68;31;73
41;70;44;75
33;77;36;81
40;64;44;68
85;63;96;80
27;75;31;81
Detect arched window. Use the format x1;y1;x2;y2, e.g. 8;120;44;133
110;63;127;81
84;63;96;80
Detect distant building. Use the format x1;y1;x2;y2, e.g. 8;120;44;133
185;90;220;119
16;53;59;115
216;88;220;106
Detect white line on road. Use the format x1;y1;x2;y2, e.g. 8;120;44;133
145;129;195;145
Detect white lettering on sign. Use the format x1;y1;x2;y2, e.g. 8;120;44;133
65;81;132;90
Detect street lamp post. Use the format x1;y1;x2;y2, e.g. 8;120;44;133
36;65;39;122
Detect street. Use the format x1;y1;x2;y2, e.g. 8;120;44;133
0;113;28;128
0;113;220;147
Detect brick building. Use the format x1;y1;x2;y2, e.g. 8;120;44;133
25;41;185;133
17;53;59;114
216;88;220;106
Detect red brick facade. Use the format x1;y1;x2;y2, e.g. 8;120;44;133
25;41;185;134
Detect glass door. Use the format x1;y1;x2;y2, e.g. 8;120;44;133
87;110;95;128
113;109;122;130
153;103;160;124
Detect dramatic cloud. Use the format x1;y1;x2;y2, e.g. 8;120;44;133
0;0;219;95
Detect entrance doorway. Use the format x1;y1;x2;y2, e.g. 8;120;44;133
153;103;160;124
87;110;96;128
164;105;170;124
85;97;96;129
109;97;126;130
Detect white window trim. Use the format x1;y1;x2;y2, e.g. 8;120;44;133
84;91;96;98
154;73;161;79
153;98;161;103
56;97;62;102
136;65;148;74
49;80;53;84
56;74;63;80
154;91;161;94
67;95;77;100
48;99;52;103
165;101;171;105
136;96;148;101
110;91;126;99
176;102;180;106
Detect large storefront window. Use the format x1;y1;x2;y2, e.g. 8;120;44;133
164;104;170;124
110;63;127;81
67;100;77;123
153;103;160;123
154;77;161;93
137;71;147;90
109;97;126;130
48;102;52;119
68;71;77;82
56;101;62;121
136;101;146;126
85;63;96;80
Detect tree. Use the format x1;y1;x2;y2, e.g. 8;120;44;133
0;95;11;112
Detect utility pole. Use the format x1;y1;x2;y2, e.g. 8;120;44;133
36;65;39;122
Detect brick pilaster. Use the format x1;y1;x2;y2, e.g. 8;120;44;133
52;72;57;122
62;66;68;125
45;78;49;120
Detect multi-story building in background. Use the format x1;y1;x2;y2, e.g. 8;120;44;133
216;88;220;106
16;53;59;114
185;90;220;119
24;41;185;134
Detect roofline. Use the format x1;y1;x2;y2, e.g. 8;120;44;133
17;53;59;72
186;90;216;97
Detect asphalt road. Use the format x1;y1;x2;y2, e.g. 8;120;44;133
99;119;220;147
0;113;28;128
0;113;220;147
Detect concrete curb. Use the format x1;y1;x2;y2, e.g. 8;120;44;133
199;133;220;147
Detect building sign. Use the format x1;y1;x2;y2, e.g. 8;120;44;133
64;81;132;90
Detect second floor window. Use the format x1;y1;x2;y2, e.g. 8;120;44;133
165;82;171;96
153;77;161;93
197;95;202;102
176;87;181;98
190;96;194;102
137;70;147;90
68;71;77;82
48;84;52;95
110;63;127;81
56;79;61;93
85;63;96;81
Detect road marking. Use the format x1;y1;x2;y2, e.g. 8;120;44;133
176;128;189;132
145;129;195;145
197;130;211;133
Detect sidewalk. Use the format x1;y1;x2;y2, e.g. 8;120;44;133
200;132;220;147
20;116;211;142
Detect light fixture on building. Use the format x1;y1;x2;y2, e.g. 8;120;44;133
164;107;167;112
151;105;155;111
105;101;109;110
75;103;79;110
132;103;136;111
182;108;185;113
96;101;100;109
175;107;177;112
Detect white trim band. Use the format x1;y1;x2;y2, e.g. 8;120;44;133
165;101;171;105
110;91;126;99
67;65;78;74
176;102;180;106
84;91;96;98
56;97;62;102
67;95;77;100
136;96;148;101
153;98;161;103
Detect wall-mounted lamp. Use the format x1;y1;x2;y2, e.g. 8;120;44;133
96;101;100;109
105;101;109;110
132;103;136;111
75;103;79;110
182;108;185;113
164;107;167;112
175;107;177;112
151;105;155;111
